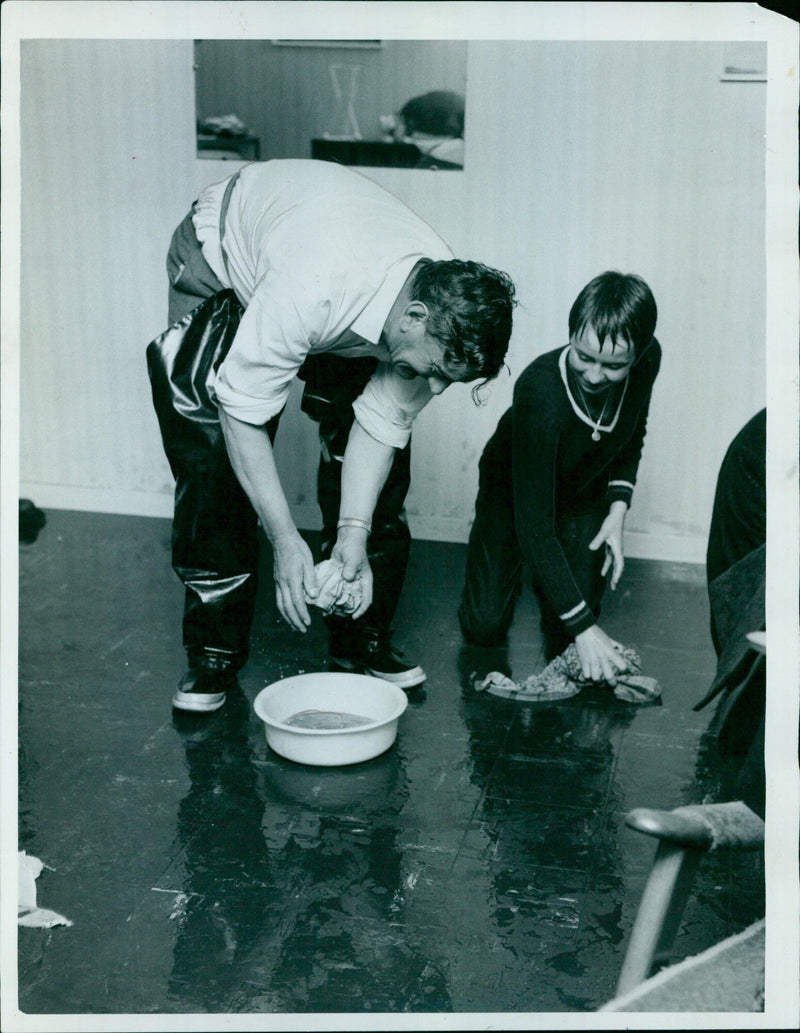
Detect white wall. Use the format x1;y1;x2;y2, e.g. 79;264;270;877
18;39;768;562
19;39;197;516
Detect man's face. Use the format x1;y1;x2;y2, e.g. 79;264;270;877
384;312;472;395
391;331;471;395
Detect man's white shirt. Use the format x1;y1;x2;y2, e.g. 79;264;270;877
191;159;454;448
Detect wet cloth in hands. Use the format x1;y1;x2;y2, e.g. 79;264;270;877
476;644;661;703
304;558;364;616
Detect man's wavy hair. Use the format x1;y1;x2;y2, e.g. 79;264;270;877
410;260;516;388
568;271;657;357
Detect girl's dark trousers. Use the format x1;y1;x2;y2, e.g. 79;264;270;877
458;452;605;662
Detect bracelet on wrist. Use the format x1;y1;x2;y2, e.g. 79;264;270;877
337;517;372;535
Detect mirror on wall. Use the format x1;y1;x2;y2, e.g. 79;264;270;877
195;39;467;170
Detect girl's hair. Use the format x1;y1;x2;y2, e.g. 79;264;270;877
568;271;657;355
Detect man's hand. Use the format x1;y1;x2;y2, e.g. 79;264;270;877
331;525;373;619
589;500;628;590
272;531;318;632
574;624;628;685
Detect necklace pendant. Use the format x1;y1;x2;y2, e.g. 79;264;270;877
591;429;601;442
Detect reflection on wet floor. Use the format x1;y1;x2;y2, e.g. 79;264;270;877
17;511;765;1014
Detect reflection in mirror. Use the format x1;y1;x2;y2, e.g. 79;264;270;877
195;39;467;169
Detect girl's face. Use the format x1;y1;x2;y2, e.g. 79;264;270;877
567;325;634;394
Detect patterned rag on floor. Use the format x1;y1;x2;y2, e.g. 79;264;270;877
475;644;661;704
303;558;364;616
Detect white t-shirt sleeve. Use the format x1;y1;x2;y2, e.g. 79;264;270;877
352;363;434;449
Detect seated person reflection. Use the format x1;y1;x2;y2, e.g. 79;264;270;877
314;91;466;170
381;90;465;168
459;272;661;684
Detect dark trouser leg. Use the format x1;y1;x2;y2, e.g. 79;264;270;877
317;421;412;650
736;708;766;821
534;511;606;662
153;208;267;673
715;657;766;820
171;415;281;673
295;352;413;653
458;473;522;647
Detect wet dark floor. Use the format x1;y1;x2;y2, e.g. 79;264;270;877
17;509;764;1016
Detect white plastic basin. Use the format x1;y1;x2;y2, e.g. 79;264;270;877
253;672;408;766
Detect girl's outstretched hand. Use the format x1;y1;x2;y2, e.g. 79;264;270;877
589;500;628;590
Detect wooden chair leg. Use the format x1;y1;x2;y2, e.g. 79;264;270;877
616;840;704;996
